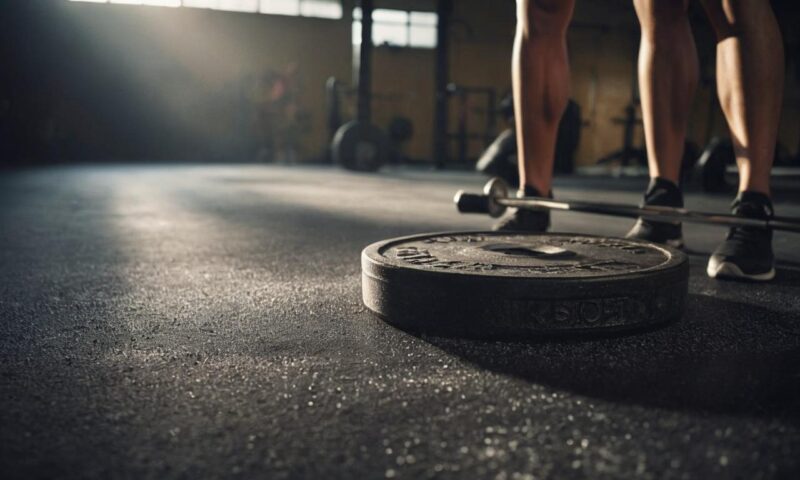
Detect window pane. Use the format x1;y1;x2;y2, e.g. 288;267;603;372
219;0;258;12
352;8;436;48
184;0;219;8
260;0;299;15
352;20;362;45
300;0;341;19
110;0;143;5
373;9;407;24
69;0;108;4
373;22;407;46
410;11;437;26
409;25;436;48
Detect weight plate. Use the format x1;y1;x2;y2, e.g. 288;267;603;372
362;232;689;338
332;120;389;172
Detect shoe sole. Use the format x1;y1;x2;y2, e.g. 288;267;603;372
706;261;775;281
628;237;684;249
625;220;684;249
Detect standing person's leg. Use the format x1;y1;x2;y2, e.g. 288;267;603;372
634;0;698;184
626;0;697;248
702;0;783;196
496;0;575;232
702;0;784;280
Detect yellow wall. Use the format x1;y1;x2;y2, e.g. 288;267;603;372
371;48;436;160
568;27;642;166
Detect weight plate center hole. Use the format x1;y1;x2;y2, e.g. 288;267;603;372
481;243;577;260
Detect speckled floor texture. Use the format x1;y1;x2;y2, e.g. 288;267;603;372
1;164;799;479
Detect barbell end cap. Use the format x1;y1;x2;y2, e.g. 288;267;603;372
454;190;492;216
483;178;510;218
484;177;510;198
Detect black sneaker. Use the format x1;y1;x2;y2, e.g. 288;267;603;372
493;185;551;232
707;191;775;281
626;177;684;248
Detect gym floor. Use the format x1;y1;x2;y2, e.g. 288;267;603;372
1;164;799;479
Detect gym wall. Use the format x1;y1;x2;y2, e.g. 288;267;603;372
370;47;435;161
1;0;798;167
445;0;516;164
0;1;352;164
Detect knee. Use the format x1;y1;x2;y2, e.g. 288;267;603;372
517;0;574;39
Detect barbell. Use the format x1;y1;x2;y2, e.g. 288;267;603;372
454;177;800;233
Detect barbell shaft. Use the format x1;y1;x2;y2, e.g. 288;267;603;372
500;197;800;232
455;183;800;233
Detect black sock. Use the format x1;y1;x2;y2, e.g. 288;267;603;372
734;191;773;218
520;184;552;199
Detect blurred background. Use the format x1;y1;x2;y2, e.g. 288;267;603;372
0;0;799;177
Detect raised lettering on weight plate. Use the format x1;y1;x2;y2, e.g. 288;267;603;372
421;235;487;244
494;296;657;329
394;246;493;271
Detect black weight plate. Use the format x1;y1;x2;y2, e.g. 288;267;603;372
696;137;734;193
475;129;519;186
332;120;389;172
362;232;689;338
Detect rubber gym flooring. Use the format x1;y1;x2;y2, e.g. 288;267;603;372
1;164;799;479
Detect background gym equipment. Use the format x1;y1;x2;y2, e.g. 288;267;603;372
692;136;734;193
386;115;414;163
325;77;414;167
362;231;688;338
456;177;800;233
691;136;800;193
687;43;800;193
594;34;650;173
331;120;389;172
330;0;390;172
596;103;646;169
444;83;498;166
475;96;582;186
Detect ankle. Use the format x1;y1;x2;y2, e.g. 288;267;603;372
643;177;683;207
734;191;773;219
519;184;552;199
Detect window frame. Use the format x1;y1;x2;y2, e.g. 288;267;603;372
68;0;344;20
352;7;438;50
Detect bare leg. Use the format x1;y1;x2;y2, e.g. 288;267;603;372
633;0;698;185
701;0;783;281
512;0;575;195
701;0;784;195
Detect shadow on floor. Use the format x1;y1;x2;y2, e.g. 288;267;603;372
416;293;800;419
